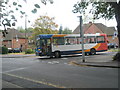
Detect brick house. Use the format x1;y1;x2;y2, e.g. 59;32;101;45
73;22;119;45
0;31;2;47
2;28;28;51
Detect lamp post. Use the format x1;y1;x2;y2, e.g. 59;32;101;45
78;16;85;62
25;14;27;51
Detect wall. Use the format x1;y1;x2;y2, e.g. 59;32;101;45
12;38;28;50
2;40;12;48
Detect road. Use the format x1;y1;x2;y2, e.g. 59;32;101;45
2;52;118;88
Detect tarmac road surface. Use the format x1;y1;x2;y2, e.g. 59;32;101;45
2;52;118;88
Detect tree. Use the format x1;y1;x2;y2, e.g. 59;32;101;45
0;0;53;37
73;0;120;61
62;27;72;34
17;26;33;33
31;15;58;40
59;25;63;34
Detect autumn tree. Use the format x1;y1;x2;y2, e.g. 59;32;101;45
31;15;58;40
73;0;120;61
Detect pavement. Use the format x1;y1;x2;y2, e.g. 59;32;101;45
69;52;120;68
1;53;36;58
1;52;120;68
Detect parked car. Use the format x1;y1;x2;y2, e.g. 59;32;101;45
8;48;13;53
13;48;21;53
107;43;118;49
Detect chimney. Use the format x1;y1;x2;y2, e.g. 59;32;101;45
89;22;92;25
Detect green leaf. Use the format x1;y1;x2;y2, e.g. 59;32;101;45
0;13;3;18
14;19;17;22
3;13;8;16
31;9;37;13
18;5;22;7
28;20;30;23
13;2;17;6
16;8;18;10
12;22;15;26
34;4;40;8
20;11;25;15
3;19;11;27
9;10;14;13
11;15;15;19
5;2;8;4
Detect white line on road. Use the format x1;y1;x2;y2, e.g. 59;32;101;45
2;67;26;73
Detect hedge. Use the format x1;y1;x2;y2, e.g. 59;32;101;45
1;46;8;54
25;49;35;54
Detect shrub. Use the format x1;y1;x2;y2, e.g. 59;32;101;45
25;49;34;54
2;46;8;54
113;52;120;62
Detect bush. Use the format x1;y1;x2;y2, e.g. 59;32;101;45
25;49;34;54
1;46;8;54
113;52;120;61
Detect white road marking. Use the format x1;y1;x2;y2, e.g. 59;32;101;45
2;67;26;73
61;58;68;60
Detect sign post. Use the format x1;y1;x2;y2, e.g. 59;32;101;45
78;16;85;62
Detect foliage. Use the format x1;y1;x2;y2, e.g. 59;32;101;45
17;27;33;33
113;52;120;61
62;27;72;34
1;46;8;54
73;1;118;20
25;49;34;54
0;0;53;37
73;0;120;61
108;49;120;52
31;15;58;40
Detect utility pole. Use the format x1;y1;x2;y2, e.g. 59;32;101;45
78;16;85;62
25;14;27;51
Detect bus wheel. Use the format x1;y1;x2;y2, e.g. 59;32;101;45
90;48;96;55
54;51;61;58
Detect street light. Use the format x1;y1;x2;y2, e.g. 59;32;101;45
25;14;27;51
78;16;85;62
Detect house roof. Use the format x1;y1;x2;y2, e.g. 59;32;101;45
73;23;116;35
73;23;91;34
3;28;26;40
94;23;116;35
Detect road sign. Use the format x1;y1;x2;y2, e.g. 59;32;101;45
114;32;118;37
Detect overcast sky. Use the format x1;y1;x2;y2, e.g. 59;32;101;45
1;0;117;31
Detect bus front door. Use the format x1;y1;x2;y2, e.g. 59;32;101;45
42;39;52;56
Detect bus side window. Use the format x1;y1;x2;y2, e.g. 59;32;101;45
66;39;70;45
97;36;105;43
77;38;80;44
87;36;96;43
53;37;65;45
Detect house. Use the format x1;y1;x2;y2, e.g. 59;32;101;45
2;28;28;51
0;31;2;47
73;22;119;45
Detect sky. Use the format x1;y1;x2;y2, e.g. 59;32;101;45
1;0;117;31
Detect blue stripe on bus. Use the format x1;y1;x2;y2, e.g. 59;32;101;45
38;34;53;39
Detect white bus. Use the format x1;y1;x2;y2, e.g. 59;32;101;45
35;34;108;58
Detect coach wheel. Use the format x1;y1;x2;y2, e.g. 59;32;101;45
90;48;96;55
54;51;61;58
